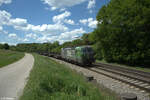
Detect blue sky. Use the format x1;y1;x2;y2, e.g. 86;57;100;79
0;0;109;45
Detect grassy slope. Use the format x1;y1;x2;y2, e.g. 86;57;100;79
96;60;150;73
0;49;24;68
20;54;116;100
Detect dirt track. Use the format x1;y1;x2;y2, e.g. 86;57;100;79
0;53;34;100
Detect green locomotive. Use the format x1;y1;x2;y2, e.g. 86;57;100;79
61;46;95;65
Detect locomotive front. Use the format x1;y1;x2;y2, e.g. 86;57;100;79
75;46;95;65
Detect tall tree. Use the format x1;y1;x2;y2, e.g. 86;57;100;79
91;0;150;66
3;43;9;50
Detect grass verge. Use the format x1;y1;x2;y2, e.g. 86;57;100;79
20;54;117;100
0;49;24;68
96;60;150;73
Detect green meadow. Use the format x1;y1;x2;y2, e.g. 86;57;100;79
20;54;117;100
0;49;24;68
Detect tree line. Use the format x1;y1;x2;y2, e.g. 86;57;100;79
0;43;10;50
1;0;150;67
9;33;92;54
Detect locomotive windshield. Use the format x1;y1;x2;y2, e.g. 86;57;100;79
82;47;93;53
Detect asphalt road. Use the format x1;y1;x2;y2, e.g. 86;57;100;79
0;53;34;100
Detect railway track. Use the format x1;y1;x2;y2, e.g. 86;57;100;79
89;63;150;93
43;54;150;94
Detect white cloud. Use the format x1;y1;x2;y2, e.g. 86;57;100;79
51;7;57;11
37;28;86;43
9;18;27;27
79;19;88;25
0;26;3;31
8;33;30;43
88;20;97;28
45;6;57;11
25;24;68;35
64;19;75;25
87;0;95;9
60;8;66;12
0;10;86;43
0;0;11;6
26;33;37;39
58;28;86;43
23;38;29;42
8;33;17;38
79;18;98;28
42;0;87;9
0;26;8;34
0;10;11;25
88;18;93;22
37;35;56;43
10;23;68;36
87;18;98;28
0;10;69;36
52;11;76;25
53;11;71;23
0;10;27;27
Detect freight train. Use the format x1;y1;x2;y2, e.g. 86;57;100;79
41;46;95;66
